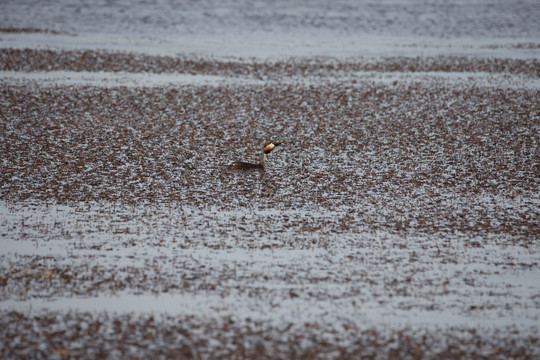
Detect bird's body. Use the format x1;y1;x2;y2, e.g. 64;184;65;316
226;161;264;170
226;142;280;170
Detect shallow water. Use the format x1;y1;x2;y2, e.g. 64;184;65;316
2;201;539;331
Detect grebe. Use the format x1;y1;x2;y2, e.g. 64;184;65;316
226;142;281;170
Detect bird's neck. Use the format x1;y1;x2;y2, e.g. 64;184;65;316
259;152;267;167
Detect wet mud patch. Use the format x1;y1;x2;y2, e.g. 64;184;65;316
1;81;538;237
1;48;540;78
1;311;538;359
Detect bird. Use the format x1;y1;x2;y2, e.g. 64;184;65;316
226;142;281;170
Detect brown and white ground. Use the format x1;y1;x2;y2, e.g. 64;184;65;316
1;32;540;359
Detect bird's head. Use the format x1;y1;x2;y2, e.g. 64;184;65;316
263;142;281;154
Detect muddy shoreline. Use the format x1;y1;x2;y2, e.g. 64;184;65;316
2;48;539;77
